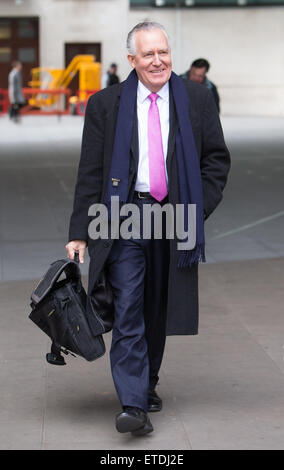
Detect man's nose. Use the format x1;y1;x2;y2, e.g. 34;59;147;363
152;53;162;66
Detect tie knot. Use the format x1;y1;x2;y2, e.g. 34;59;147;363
148;92;158;103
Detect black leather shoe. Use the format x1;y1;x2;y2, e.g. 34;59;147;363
148;389;162;412
116;407;153;435
131;415;153;436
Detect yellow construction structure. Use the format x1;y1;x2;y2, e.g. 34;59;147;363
28;55;101;109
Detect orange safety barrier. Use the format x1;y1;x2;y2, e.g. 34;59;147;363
0;88;99;116
0;88;72;116
75;89;99;116
0;89;9;116
21;88;71;115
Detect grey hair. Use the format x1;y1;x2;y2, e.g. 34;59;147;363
126;21;170;55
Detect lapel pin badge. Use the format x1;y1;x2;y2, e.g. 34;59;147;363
112;178;121;187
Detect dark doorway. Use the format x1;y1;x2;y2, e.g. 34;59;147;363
65;43;101;96
0;17;39;89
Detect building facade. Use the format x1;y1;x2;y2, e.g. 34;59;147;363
0;0;283;115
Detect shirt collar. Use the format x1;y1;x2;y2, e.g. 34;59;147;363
137;80;169;104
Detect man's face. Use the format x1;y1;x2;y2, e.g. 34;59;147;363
189;66;207;84
128;28;172;92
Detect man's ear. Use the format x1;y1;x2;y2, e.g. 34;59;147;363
127;54;136;69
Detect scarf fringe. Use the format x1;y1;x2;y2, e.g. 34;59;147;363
178;244;206;268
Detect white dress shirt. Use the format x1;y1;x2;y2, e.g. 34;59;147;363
135;80;170;192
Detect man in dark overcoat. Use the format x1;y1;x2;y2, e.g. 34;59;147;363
181;58;221;113
66;21;230;436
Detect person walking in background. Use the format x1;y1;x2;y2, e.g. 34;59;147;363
181;58;220;113
66;22;230;437
8;61;25;122
102;62;120;88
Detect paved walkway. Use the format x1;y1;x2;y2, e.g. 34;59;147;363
0;115;283;449
1;257;284;450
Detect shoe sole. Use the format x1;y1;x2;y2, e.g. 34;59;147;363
116;414;147;433
148;406;162;412
148;401;162;412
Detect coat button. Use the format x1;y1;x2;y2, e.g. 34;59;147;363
104;241;110;248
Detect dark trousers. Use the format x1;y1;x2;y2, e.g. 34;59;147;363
106;196;170;412
9;103;23;120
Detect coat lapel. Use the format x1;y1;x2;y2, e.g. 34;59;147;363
130;104;139;171
166;86;178;169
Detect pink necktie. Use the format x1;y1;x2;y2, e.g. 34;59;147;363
148;93;168;202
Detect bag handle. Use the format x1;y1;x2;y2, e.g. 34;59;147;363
31;252;81;306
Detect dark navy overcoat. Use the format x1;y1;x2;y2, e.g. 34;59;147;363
68;77;230;335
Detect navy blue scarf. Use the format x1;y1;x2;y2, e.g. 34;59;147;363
105;69;206;267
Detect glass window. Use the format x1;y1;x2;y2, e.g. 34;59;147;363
154;0;176;4
86;46;97;55
0;47;11;63
130;0;150;4
0;20;11;39
130;0;284;5
18;19;36;39
18;47;36;63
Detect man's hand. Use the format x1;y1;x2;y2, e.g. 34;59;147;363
65;240;87;263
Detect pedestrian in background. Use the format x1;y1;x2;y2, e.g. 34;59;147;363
8;61;25;122
181;58;220;113
102;62;120;88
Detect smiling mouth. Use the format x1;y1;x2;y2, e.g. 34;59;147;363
149;69;166;74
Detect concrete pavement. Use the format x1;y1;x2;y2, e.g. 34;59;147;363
1;257;284;450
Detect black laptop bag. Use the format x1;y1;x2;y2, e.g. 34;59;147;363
29;253;106;365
